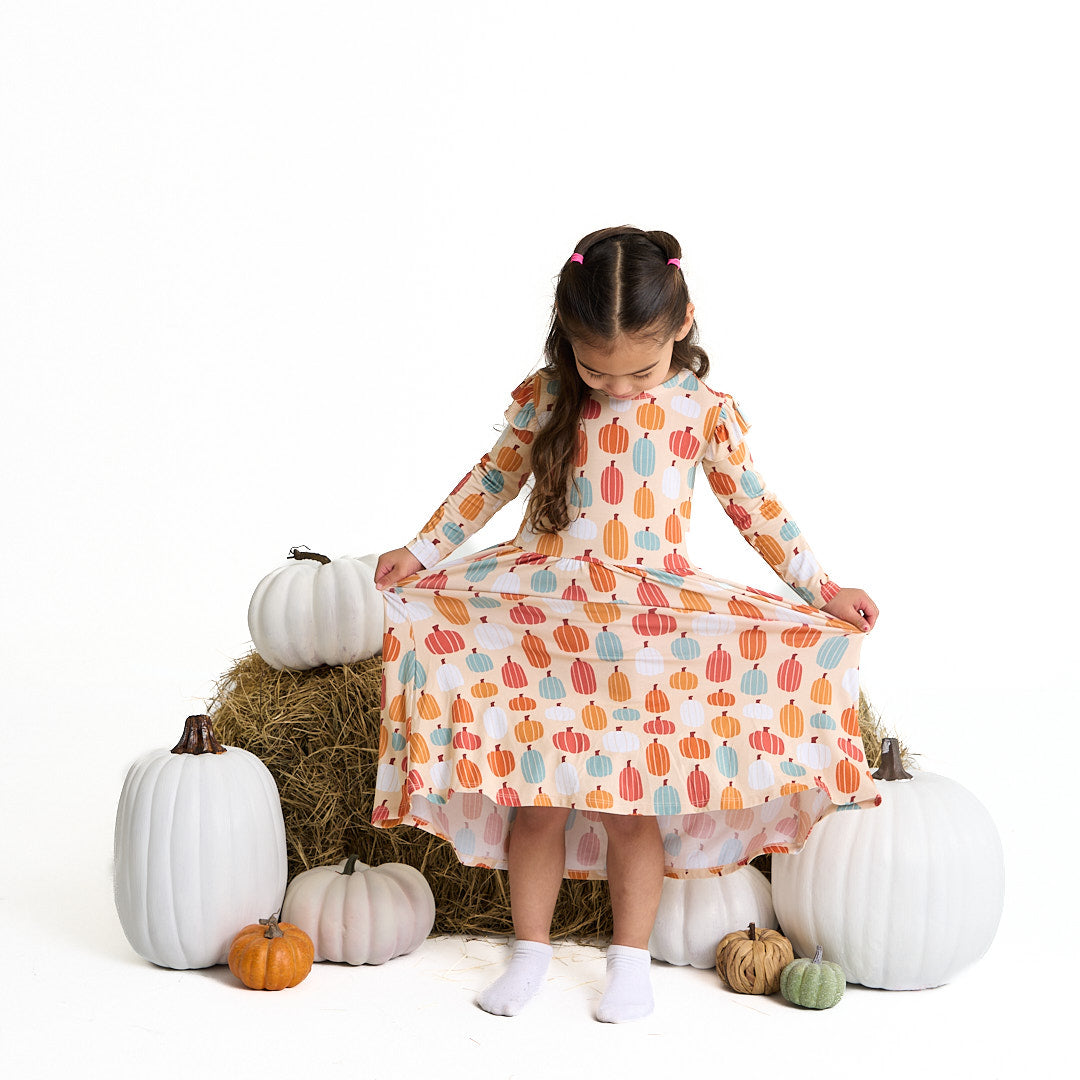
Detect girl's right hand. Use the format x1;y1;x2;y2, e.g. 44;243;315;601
374;547;424;591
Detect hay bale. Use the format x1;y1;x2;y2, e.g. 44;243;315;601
208;652;911;941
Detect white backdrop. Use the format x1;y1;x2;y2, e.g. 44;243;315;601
2;1;1073;1074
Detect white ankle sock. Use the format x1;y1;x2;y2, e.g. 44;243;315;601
477;939;553;1016
596;944;654;1023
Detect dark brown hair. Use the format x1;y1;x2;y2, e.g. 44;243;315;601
522;225;711;535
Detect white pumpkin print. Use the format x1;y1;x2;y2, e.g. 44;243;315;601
788;549;820;584
603;728;641;753
474;620;514;650
555;555;586;571
662;464;681;498
634;644;664;675
545;703;576;724
493;570;523;593
748;757;775;790
483;704;509;739
742;700;774;721
671;394;701;418
679;699;705;728
436;661;464;691
797;738;831;770
555;759;581;795
376;760;402;793
430;758;451;790
842;667;861;699
568;516;599;539
541;597;575;616
691;612;737;635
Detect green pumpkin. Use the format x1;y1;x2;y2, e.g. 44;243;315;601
780;946;846;1009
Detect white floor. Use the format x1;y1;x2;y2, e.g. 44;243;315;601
3;678;1065;1080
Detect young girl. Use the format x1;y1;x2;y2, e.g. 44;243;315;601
373;226;879;1023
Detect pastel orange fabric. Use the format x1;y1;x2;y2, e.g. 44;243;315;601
372;369;877;879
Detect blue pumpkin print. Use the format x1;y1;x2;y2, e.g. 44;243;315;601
481;468;505;495
442;521;466;544
663;831;683;857
465;556;498;582
715;744;739;778
635;528;662;551
538;674;567;699
586;752;613;778
613;707;641;723
530;568;558;593
465;650;494;673
595;629;624;661
654;783;682;815
671;635;701;661
810;711;836;730
468;595;501;609
740;470;764;498
740;667;768;695
779;519;801;542
570;475;593;507
816;637;849;669
521;747;546;784
633;435;656;477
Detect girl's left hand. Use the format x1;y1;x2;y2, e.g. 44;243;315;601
821;588;879;632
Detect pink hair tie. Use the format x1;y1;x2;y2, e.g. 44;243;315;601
570;252;584;264
667;258;681;267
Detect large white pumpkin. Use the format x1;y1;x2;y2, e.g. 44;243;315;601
771;740;1004;990
281;857;436;964
248;548;383;670
113;715;288;969
648;865;776;968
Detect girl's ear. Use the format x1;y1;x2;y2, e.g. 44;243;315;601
676;302;695;340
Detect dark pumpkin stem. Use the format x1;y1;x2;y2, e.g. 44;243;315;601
288;547;330;565
343;855;360;875
813;944;824;964
748;922;757;941
259;915;285;939
170;715;226;755
872;737;913;781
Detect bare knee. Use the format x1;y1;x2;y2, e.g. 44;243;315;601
599;813;660;840
512;806;572;834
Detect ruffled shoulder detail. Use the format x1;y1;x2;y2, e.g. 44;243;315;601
503;371;557;433
698;380;751;448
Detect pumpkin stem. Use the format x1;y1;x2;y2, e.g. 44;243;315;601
259;915;285;940
343;855;360;876
813;944;824;964
872;737;913;781
748;922;757;941
170;715;226;756
288;547;331;565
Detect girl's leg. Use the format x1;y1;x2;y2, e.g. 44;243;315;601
596;813;664;1023
477;806;570;1016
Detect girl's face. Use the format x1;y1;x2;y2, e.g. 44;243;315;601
571;303;695;400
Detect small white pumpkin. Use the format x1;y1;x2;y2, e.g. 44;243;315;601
280;856;436;964
248;548;383;671
771;739;1004;990
649;865;777;968
113;715;288;969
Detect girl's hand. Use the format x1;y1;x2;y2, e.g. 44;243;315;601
821;587;879;632
374;547;424;591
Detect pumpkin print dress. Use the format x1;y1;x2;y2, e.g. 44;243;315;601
372;369;878;879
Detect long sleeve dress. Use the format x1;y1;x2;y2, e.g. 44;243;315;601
372;368;878;879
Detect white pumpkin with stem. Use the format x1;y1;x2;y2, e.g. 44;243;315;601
649;865;777;969
281;856;436;964
113;715;288;969
771;738;1004;990
248;548;383;671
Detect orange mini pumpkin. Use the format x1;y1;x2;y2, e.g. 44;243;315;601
229;915;314;991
